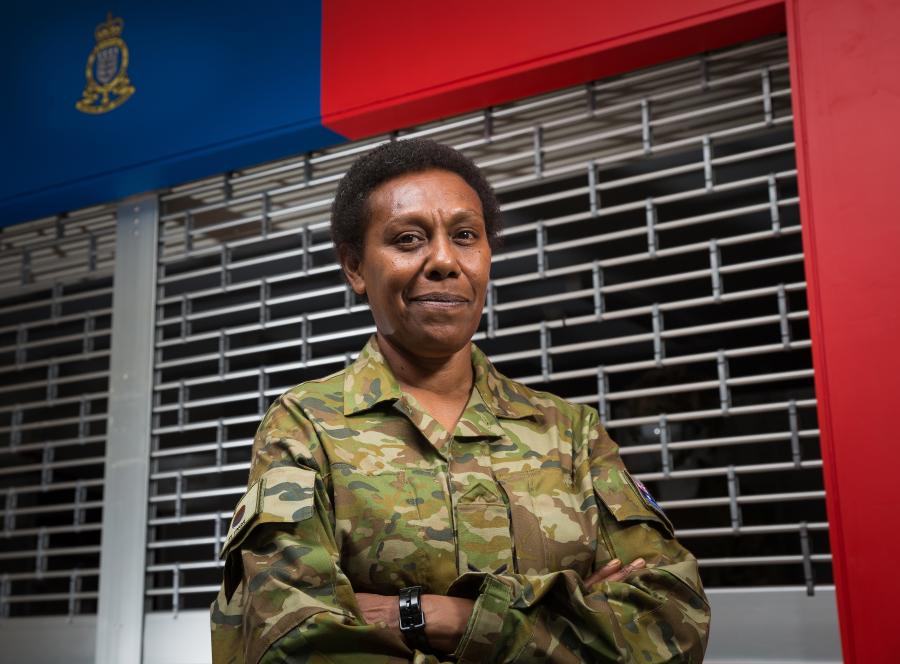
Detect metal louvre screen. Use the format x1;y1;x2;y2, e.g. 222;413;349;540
0;205;117;617
149;37;831;612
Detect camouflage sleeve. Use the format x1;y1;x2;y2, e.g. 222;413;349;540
210;397;445;664
445;408;711;663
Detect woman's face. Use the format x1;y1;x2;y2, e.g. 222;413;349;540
342;169;492;358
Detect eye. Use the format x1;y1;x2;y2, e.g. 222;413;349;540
455;229;479;242
394;232;423;246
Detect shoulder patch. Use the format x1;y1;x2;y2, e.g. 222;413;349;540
630;473;663;513
220;479;264;559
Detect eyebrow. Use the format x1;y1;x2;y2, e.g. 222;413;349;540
385;209;484;226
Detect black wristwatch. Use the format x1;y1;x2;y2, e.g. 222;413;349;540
398;585;429;650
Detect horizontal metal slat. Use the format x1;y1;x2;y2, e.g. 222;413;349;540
0;545;101;561
698;554;831;567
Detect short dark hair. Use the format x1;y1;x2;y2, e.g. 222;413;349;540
330;138;501;262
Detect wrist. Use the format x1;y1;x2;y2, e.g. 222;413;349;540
421;594;475;653
398;585;429;651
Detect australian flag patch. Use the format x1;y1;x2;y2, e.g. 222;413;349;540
626;471;674;534
631;474;663;513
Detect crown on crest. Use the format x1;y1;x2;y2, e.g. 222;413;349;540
94;12;124;42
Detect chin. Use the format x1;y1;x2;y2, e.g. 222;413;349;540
394;326;475;357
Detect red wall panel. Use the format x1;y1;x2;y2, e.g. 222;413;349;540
322;0;784;138
788;0;900;659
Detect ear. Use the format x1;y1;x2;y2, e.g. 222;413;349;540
338;244;367;296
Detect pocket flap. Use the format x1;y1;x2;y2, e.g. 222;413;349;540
219;465;317;559
459;478;505;505
593;468;674;536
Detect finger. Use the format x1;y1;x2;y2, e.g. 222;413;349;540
603;558;622;570
584;558;622;586
585;560;623;587
598;558;646;584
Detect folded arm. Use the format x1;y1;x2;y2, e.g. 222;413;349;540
440;410;710;664
211;402;437;664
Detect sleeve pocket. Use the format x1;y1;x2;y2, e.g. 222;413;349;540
592;469;675;537
220;465;318;559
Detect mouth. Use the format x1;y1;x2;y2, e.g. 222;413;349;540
408;292;469;305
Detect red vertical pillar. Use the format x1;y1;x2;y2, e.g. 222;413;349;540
788;0;900;660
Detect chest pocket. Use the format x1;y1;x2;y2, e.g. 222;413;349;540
454;478;514;575
332;465;455;594
498;469;596;577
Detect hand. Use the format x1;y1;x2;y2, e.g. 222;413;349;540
584;557;646;588
356;592;401;635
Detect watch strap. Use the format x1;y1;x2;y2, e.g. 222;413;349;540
398;585;429;651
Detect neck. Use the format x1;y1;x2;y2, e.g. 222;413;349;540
376;333;473;398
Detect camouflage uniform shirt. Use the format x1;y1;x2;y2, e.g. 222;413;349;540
211;336;710;663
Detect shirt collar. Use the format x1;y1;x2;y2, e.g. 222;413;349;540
470;343;542;421
343;335;541;422
342;336;402;416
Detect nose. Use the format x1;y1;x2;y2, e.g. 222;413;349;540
424;232;460;280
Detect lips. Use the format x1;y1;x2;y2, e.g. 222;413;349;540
408;292;468;303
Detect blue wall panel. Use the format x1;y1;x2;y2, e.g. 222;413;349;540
0;1;345;227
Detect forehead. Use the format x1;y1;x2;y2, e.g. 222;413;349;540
367;169;483;220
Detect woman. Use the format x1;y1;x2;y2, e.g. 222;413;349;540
211;139;710;663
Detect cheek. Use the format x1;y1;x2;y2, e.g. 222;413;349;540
366;256;419;303
467;250;492;290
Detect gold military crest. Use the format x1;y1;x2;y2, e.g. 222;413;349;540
76;13;135;114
